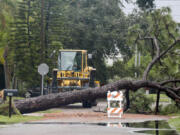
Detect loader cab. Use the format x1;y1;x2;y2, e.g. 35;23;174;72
50;49;100;108
58;50;87;72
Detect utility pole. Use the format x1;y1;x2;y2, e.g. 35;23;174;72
134;44;141;78
134;44;138;78
41;0;45;62
40;0;45;93
138;51;141;66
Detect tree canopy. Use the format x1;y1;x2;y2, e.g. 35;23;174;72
136;0;155;10
61;0;129;83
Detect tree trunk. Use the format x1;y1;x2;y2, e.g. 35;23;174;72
14;80;180;114
40;0;45;62
155;90;160;115
3;47;10;89
124;89;130;112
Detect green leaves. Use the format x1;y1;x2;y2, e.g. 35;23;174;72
126;7;180;80
128;90;153;113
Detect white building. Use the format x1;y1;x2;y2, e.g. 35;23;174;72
106;53;123;66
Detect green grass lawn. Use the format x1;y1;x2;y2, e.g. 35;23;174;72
168;116;180;133
0;115;43;125
146;94;171;102
0;97;43;125
1;96;25;103
13;96;25;100
0;98;61;125
0;108;61;125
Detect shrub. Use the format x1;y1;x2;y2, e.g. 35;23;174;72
159;102;180;115
127;90;154;113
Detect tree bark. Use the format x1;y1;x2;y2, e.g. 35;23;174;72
124;89;130;112
14;80;180;114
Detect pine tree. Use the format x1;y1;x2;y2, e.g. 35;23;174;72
9;0;65;90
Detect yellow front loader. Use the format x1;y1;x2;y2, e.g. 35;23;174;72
50;50;100;107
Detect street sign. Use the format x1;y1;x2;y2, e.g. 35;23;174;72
38;63;49;75
38;63;49;95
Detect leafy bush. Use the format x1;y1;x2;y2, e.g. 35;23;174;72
127;90;154;113
159;102;180;115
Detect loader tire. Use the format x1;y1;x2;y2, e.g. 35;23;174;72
82;101;92;108
91;100;97;106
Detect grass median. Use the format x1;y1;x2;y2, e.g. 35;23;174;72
0;115;43;125
168;116;180;133
0;97;43;125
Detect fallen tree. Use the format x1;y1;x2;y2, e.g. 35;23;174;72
14;80;180;113
13;8;180;114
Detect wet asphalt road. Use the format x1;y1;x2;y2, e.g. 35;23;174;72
0;122;148;135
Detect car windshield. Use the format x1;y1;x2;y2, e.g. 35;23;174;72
58;51;82;71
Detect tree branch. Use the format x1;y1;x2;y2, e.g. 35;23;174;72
143;37;159;80
143;38;180;80
160;79;180;86
174;87;180;91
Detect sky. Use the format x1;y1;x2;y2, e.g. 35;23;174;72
122;0;180;22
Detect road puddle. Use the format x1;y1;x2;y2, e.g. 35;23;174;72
124;120;179;135
136;130;178;135
25;120;179;135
